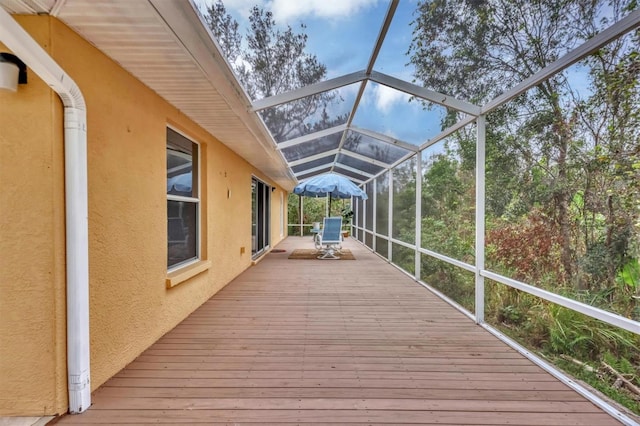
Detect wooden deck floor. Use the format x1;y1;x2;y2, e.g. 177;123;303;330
57;237;620;425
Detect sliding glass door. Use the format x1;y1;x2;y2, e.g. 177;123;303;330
251;177;270;257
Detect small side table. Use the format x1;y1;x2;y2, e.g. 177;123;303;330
311;228;322;249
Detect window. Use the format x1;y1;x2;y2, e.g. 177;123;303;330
167;128;199;269
251;177;270;256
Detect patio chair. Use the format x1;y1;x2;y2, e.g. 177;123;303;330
316;216;343;259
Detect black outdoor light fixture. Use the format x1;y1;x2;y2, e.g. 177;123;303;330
0;52;27;92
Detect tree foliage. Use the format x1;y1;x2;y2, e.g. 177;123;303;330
409;0;639;286
204;1;342;143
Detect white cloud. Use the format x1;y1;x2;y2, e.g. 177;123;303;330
194;0;262;18
269;0;379;22
223;0;260;15
195;0;379;22
372;84;410;114
338;84;360;101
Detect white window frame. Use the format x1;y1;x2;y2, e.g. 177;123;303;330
167;126;201;271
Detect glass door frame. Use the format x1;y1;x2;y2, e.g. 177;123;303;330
251;176;271;258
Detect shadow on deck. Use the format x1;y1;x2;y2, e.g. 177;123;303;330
57;237;621;425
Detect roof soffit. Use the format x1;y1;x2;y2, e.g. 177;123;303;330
0;0;297;190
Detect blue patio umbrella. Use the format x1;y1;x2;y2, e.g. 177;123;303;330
293;173;368;200
293;173;368;214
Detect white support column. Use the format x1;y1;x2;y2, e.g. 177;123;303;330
372;178;377;252
353;196;358;239
414;154;422;280
388;171;394;261
363;185;367;244
349;196;353;237
475;116;486;323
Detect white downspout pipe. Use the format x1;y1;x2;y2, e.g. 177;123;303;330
0;9;90;413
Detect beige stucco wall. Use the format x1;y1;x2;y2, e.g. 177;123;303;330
0;16;68;416
270;187;287;243
0;16;286;416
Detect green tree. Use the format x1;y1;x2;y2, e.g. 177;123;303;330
409;0;636;283
572;28;640;294
205;1;341;144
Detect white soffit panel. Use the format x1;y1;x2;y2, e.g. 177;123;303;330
0;0;55;14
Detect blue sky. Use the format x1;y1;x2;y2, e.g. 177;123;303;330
193;0;447;146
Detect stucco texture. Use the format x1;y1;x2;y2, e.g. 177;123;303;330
0;17;67;416
0;16;287;416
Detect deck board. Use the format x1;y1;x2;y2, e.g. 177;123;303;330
56;237;622;424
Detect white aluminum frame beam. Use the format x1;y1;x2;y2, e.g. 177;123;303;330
341;175;367;184
340;150;393;168
276;124;347;150
296;166;366;185
350;126;418;152
388;171;393;261
331;170;365;184
333;163;374;178
251;71;367;112
293;163;334;177
482;271;639;335
414;153;422;280
361;115;476;186
482;9;640;114
365;150;418;185
366;1;399;74
330;0;399;174
296;169;332;181
370;71;481;116
475;116;486;323
288;149;339;167
420;115;477;151
417;246;476;274
372;178;377;252
365;115;477;186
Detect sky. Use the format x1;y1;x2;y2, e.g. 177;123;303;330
193;0;448;147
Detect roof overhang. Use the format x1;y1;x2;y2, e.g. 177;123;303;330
0;0;298;190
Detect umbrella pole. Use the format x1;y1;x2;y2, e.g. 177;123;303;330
299;196;303;237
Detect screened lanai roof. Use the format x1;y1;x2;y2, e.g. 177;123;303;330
1;0;638;190
199;0;480;185
191;0;638;187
